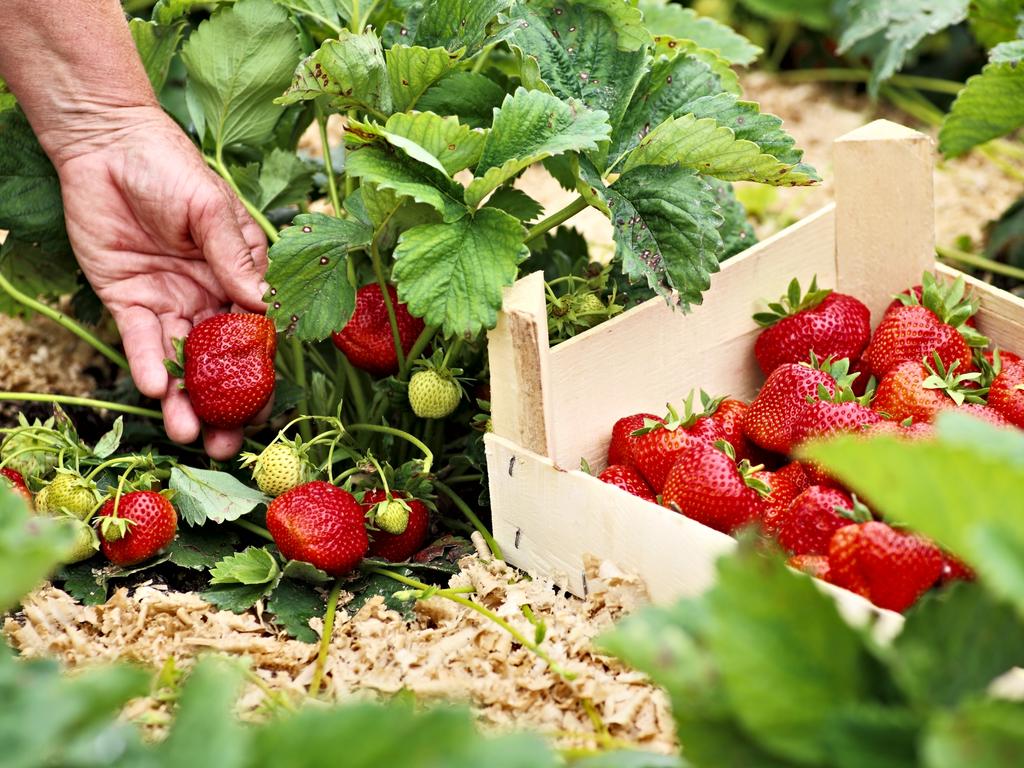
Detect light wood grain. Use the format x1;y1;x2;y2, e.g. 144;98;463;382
834;120;937;323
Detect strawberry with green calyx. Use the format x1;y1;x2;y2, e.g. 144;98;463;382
361;488;430;563
787;554;831;581
608;413;662;467
597;464;657;502
778;486;871;557
267;481;368;575
239;439;314;497
408;349;464;420
166;313;277;430
753;276;871;376
871;355;985;424
753;461;810;537
987;357;1024;429
789;383;883;450
630;405;709;493
332;283;425;377
38;470;100;520
704;397;758;463
547;285;621;339
862;273;988;379
827;521;944;613
742;354;856;455
662;440;770;535
673;390;731;446
861;418;935;441
1;468;32;507
96;490;178;566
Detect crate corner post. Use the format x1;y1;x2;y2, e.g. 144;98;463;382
833;118;936;322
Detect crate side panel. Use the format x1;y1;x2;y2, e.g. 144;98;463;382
938;264;1024;353
546;205;837;470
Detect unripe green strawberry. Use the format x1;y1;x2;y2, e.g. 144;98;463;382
33;484;53;515
409;370;461;419
45;472;98;520
243;443;310;497
59;516;100;564
1;428;58;480
374;498;410;535
575;293;605;317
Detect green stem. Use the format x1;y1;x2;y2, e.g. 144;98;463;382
309;578;344;697
443;473;483;484
317;107;344;217
84;456;142;483
346;423;433;474
441;337;462;369
339;355;370;424
524;196;588;247
232;518;275;542
879;85;942;127
433;479;502;560
349;0;361;31
979;144;1024;184
0;272;129;371
777;69;965;95
399;325;438;380
369;238;406;372
367;567;575;680
470;42;496;74
206;152;280;243
290;338;314;443
0;392;163;420
937;245;1024;282
767;20;797;71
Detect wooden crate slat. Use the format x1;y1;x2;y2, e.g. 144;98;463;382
937;264;1024;353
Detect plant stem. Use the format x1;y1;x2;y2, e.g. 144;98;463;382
369;237;406;371
0;392;163;420
399;325;438;380
290;338;314;443
367;567;575;680
339;355;370;424
206;152;280;243
433;479;502;560
317;107;344;217
776;69;965;95
346;423;433;473
937;245;1024;282
767;20;797;71
232;518;275;541
309;578;343;697
879;85;942;127
979;144;1024;184
0;272;129;371
524;196;588;247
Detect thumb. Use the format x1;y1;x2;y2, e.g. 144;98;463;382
191;187;269;312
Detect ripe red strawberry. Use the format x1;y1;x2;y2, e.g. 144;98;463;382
987;358;1024;428
957;403;1013;428
743;356;851;454
332;284;425;377
267;481;368;575
787;554;831;580
631;422;700;493
827;521;943;612
753;277;871;376
984;349;1021;367
754;461;810;536
940;552;975;584
871;357;983;424
861;419;935;440
661;441;768;535
1;468;32;506
96;491;177;567
608;413;662;467
705;397;757;462
887;285;977;327
598;464;656;502
862;274;986;378
361;489;430;562
181;313;277;429
778;485;868;556
789;390;883;449
848;357;873;398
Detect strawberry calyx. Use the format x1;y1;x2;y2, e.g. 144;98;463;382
674;390;727;429
711;440;771;497
163;337;187;381
920;353;987;406
836;494;873;524
902;273;989;348
800;352;859;391
631;405;682;436
806;381;874;408
753;276;832;328
371;496;412;535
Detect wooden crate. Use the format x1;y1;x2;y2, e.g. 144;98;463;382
483;120;1024;628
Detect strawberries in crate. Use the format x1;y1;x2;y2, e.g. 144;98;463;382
778;486;869;557
607;413;662;468
597;464;656;502
871;356;984;423
754;462;809;537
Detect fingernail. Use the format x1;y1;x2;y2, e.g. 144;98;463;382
258;281;271;299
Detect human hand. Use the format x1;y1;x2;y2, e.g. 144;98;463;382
53;106;272;459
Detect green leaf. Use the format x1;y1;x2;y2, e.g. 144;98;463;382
623;113;818;185
682;93;809;167
152;0;232;24
0;77;15;113
264;213;372;340
392;207;526;336
386;45;463;112
886;581;1024;708
705;549;873;765
59;561;109;606
166;525;242;570
466;87;610;207
589;161;723;308
968;0;1024;47
202;577;281;612
0;486;75;612
709;177;756;259
274;0;351;33
486;187;544;223
268;577;326;642
737;0;834;31
253;149;315;211
823;706;922;768
837;0;970;95
654;37;742;96
91;418;123;460
277;31;392;115
282;559;333;584
923;699;1024;768
571;752;687;768
638;0;763;63
0;109;67;246
508;0;649;145
410;0;514;56
345;145;468;222
182;0;302;149
380;111;486;175
157;659;249;767
939;41;1024;158
129;18;183;94
210;546;280;585
0;239;79;316
169;466;271;526
417;71;507;128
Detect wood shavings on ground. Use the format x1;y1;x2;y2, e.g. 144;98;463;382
3;552;677;754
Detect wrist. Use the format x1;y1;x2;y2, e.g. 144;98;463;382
41;102;171;170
